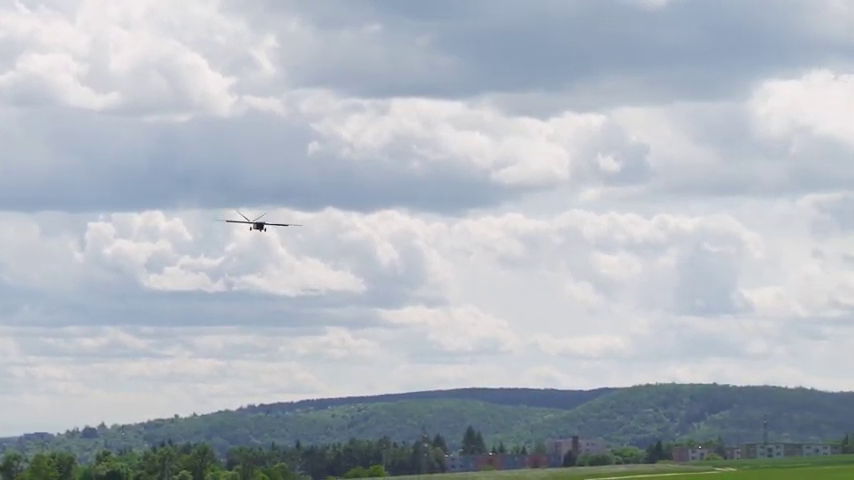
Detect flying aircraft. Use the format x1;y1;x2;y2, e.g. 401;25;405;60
218;211;302;232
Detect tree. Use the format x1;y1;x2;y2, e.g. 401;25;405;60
645;440;666;463
22;453;59;480
0;451;25;480
431;434;448;455
50;452;77;480
611;446;646;465
473;431;486;454
713;436;727;458
187;443;219;480
364;464;388;477
562;450;577;467
460;426;486;455
578;452;615;467
263;462;297;480
343;466;367;478
461;426;477;454
92;459;132;480
410;434;442;474
0;430;538;480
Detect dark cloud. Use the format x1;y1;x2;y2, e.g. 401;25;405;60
2;1;844;214
0;242;445;330
246;0;850;103
0;289;380;330
0;108;537;214
672;242;752;316
631;106;854;200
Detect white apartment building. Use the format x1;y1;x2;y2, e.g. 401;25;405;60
801;444;833;456
755;444;785;458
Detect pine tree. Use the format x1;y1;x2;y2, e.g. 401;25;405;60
431;434;448;455
562;450;577;467
715;436;727;458
655;440;666;461
461;426;477;454
474;431;487;454
645;440;666;464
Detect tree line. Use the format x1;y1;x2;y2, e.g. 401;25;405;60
1;427;852;480
8;429;449;480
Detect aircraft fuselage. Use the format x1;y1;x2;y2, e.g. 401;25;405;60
251;222;267;232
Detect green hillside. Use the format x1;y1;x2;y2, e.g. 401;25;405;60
524;383;854;446
2;383;853;461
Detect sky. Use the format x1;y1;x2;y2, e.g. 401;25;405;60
0;0;852;436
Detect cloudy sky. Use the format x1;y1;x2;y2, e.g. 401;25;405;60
0;0;852;436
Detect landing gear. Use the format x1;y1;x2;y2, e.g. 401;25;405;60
249;227;252;231
263;227;267;232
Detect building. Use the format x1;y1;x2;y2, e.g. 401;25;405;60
672;445;748;461
578;437;609;455
671;446;714;462
544;435;609;459
724;447;742;460
741;442;841;459
800;444;840;456
742;443;777;459
544;437;576;459
672;441;845;463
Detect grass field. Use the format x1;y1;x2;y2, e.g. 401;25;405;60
390;454;854;479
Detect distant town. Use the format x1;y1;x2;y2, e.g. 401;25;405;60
445;435;847;473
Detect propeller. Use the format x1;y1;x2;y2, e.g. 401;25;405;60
235;210;251;222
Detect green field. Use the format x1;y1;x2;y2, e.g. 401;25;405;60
391;455;854;479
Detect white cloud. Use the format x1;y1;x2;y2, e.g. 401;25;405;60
533;334;632;359
0;0;272;116
750;70;854;146
378;305;522;355
300;94;652;189
0;0;852;436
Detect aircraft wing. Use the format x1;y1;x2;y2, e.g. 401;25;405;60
265;223;302;227
222;220;252;224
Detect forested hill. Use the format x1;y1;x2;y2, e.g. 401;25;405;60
237;386;616;414
3;383;854;462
